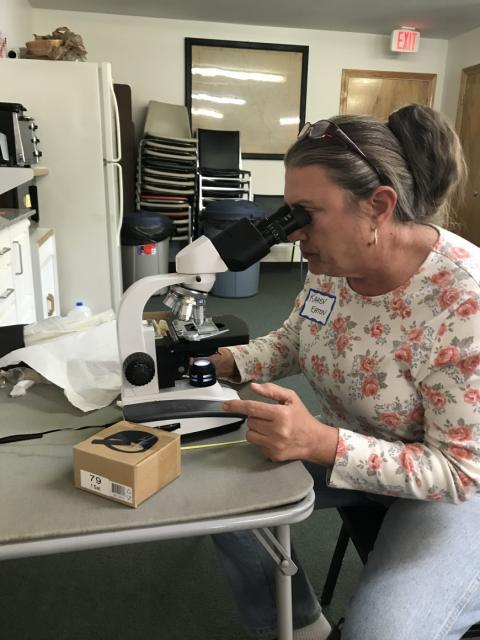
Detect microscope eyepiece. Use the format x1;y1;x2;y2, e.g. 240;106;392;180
255;204;310;245
210;204;310;272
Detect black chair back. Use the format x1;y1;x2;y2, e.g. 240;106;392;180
197;129;240;172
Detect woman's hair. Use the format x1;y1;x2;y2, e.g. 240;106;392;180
284;104;466;225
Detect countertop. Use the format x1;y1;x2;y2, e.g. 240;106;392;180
0;208;36;233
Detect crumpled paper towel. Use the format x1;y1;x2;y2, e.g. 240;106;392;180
0;319;121;412
0;367;47;396
23;309;115;345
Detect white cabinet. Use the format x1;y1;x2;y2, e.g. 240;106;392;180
10;219;36;323
0;297;17;325
30;227;60;319
0;218;36;326
0;232;16;323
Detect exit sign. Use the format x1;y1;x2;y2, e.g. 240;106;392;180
390;28;420;53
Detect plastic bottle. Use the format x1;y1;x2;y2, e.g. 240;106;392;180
67;301;92;318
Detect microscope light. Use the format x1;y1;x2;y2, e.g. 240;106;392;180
189;358;216;387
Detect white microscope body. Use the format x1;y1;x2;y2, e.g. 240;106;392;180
117;236;245;437
117;204;310;437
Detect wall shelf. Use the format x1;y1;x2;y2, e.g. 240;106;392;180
32;166;49;177
0;167;34;195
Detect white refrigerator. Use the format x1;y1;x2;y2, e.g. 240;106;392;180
0;59;124;315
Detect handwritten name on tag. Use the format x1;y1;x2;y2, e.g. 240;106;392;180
300;288;336;325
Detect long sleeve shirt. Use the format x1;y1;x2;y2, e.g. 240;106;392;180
228;227;480;503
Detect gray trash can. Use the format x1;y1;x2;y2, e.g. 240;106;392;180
121;212;174;290
203;200;265;298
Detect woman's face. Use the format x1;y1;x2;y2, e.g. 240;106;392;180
285;164;373;277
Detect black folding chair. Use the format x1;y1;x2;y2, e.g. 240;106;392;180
196;129;251;213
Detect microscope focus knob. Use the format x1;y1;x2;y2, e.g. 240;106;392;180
123;352;155;386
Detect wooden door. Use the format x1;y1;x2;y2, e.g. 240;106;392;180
340;69;436;120
455;64;480;246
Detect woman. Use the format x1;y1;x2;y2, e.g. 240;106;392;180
210;105;480;640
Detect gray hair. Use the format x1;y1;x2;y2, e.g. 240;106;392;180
284;104;466;225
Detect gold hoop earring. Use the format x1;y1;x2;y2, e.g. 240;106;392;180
368;228;378;247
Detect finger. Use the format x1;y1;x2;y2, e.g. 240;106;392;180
246;426;276;451
247;416;278;437
246;429;278;462
250;382;297;405
223;398;283;420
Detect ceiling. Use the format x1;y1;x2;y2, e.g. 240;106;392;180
28;0;480;39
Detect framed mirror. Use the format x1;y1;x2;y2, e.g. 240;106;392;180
185;38;309;160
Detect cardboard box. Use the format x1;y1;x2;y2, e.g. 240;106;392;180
73;421;180;507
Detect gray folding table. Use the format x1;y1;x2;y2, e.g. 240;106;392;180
0;385;314;640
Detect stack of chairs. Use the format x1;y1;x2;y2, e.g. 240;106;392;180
136;101;197;255
195;129;252;236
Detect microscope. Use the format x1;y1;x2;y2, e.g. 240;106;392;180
117;204;310;438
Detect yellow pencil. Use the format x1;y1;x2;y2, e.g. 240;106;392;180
181;439;247;451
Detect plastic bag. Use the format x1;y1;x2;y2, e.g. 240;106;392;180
121;212;174;245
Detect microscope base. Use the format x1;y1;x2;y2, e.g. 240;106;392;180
122;397;246;437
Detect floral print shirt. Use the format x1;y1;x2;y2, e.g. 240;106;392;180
228;227;480;503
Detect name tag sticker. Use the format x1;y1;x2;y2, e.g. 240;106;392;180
300;288;336;325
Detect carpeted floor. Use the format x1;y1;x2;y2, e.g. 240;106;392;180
0;263;363;640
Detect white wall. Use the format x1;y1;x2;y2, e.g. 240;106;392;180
0;0;32;50
442;26;480;123
32;9;448;194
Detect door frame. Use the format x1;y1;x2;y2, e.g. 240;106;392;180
455;63;480;132
339;69;437;113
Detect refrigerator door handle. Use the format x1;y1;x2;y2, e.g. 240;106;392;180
113;162;124;245
110;84;122;163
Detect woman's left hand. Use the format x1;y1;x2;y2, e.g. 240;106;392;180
223;382;339;465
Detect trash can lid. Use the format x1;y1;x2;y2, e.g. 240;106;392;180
121;212;174;245
204;199;265;222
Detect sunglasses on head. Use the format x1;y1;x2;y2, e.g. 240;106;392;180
298;120;383;182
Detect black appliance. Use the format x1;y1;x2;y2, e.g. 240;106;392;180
0;102;42;167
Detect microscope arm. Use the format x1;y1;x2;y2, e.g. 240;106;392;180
117;236;228;362
118;204;311;370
